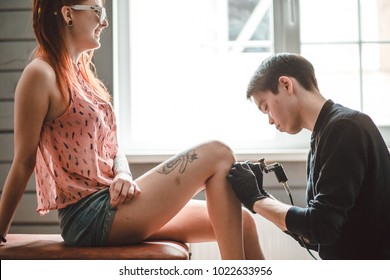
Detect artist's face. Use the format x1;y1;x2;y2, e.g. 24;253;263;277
65;0;108;52
252;83;303;135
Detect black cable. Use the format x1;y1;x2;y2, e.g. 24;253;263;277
300;237;318;260
288;193;294;206
259;159;318;260
284;182;317;260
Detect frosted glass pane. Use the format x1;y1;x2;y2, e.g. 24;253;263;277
301;44;361;111
300;0;358;43
361;0;390;41
362;43;390;125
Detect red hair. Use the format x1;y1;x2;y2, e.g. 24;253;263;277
32;0;110;102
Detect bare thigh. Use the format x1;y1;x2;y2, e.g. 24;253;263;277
106;141;234;245
146;199;215;243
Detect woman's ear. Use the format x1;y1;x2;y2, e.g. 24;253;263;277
61;6;73;26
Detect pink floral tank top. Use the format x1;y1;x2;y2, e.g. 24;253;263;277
35;67;118;215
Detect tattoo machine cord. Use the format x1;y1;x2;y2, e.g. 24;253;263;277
258;158;318;260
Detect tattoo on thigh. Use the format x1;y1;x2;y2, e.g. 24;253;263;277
157;149;199;175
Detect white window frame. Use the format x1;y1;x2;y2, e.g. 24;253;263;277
112;0;389;162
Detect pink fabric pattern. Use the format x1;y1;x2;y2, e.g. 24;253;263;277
35;68;118;214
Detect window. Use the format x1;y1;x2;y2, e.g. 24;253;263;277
113;0;390;156
300;0;390;126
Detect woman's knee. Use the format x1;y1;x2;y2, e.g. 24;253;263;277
200;140;235;166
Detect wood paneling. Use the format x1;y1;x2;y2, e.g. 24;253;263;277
0;163;36;192
0;72;22;100
0;102;14;131
0;42;36;71
0;134;14;161
0;11;34;40
13;193;59;223
0;1;32;10
9;225;61;234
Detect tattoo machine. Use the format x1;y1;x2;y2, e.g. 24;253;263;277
259;158;294;205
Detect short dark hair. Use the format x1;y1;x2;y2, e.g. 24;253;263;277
246;53;319;99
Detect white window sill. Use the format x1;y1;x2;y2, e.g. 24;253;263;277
125;149;310;164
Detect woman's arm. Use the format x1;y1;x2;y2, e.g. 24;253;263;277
0;59;53;241
113;148;132;177
109;149;141;208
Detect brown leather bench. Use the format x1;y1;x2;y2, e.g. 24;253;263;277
0;234;190;260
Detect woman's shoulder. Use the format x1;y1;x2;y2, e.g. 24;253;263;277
22;58;57;84
15;58;59;103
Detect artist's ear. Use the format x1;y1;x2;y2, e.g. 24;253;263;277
279;76;294;94
61;6;73;26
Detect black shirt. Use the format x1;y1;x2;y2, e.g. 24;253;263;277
286;100;390;259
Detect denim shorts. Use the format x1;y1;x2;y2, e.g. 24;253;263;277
58;188;116;247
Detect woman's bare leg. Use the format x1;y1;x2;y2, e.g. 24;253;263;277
146;199;265;259
107;141;248;259
242;209;265;259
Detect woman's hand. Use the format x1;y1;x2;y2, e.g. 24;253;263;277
109;173;141;208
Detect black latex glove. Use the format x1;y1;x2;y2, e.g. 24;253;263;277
245;161;272;198
227;162;268;213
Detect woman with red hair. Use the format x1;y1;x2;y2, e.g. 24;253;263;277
0;0;263;259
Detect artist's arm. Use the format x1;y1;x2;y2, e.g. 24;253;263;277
253;198;291;231
285;121;368;244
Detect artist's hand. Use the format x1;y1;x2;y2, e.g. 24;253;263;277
109;172;141;208
245;161;273;198
227;162;267;213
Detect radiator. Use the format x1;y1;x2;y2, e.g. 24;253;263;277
190;215;318;260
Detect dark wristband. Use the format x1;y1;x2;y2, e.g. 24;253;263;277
0;234;6;243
